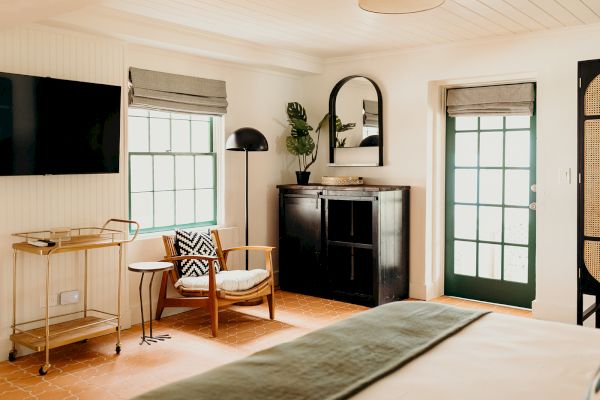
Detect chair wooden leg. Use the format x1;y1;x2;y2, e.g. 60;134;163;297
267;293;275;320
209;299;218;337
155;272;169;321
596;296;600;329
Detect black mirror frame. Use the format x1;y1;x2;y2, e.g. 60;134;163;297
328;75;383;166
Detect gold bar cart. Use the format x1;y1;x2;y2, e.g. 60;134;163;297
9;219;139;375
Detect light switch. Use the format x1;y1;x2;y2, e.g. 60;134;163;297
558;168;571;184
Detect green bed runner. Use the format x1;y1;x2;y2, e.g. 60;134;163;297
137;302;488;400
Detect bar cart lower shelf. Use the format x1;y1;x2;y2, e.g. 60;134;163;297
9;219;138;375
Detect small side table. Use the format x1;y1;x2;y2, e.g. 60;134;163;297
128;262;174;345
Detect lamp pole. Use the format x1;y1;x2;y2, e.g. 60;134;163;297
245;148;249;270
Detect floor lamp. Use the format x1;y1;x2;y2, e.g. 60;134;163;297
225;127;269;270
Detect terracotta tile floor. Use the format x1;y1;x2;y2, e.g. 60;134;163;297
0;291;529;399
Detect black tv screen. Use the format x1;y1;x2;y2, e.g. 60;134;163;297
0;72;121;175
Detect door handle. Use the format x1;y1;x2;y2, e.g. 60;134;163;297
529;202;536;211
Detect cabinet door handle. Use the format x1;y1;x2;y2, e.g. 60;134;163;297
316;192;322;209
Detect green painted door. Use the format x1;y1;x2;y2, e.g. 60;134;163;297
445;114;536;308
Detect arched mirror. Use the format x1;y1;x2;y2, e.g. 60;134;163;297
329;75;383;166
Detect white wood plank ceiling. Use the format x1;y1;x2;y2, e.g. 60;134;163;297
96;0;600;57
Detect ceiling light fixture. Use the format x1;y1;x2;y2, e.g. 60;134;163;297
358;0;444;14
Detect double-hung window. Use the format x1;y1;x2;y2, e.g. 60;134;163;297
128;109;219;233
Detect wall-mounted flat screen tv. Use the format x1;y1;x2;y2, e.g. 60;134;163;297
0;71;121;176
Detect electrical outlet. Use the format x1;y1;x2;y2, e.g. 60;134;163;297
60;290;80;305
40;294;58;308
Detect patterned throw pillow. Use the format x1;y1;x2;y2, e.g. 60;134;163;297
174;230;220;277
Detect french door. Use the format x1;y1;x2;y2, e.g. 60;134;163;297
445;114;536;308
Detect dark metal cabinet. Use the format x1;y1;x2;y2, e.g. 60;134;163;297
278;184;410;307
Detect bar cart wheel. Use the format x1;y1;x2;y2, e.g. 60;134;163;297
8;350;16;362
115;344;121;354
39;364;49;376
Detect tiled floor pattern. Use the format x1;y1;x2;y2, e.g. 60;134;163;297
0;292;530;399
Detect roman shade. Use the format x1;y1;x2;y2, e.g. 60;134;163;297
447;83;535;117
363;100;379;127
129;67;227;115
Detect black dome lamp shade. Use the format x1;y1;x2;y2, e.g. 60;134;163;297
225;127;269;270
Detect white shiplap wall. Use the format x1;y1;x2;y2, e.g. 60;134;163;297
0;26;129;355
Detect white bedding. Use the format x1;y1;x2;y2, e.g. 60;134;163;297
353;313;600;400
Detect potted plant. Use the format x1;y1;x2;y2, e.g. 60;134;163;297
285;102;355;185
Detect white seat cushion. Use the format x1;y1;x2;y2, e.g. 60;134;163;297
175;269;269;292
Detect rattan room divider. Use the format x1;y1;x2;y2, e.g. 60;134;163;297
578;59;600;327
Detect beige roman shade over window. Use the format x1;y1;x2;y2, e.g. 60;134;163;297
446;83;535;117
129;67;228;115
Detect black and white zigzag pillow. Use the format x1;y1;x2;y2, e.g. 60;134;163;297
175;230;220;277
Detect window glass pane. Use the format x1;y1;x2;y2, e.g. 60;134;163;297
479;206;502;242
175;156;194;190
128;116;149;152
130;155;152;192
478;243;501;280
504;245;528;283
479;169;503;205
505;170;530;206
131;192;153;229
191;114;211;121
192;121;211;153
150;118;170;152
455;169;477;203
196;189;215;222
504;207;529;245
171;119;191;152
505;131;530;167
455;116;477;131
149;110;170;118
172;113;190;120
454;240;476;276
454;205;476;240
176;190;195;225
480;116;503;130
479;131;503;167
455;132;477;167
154;155;174;191
506;115;530;129
195;156;215;188
155;191;175;227
129;108;149;117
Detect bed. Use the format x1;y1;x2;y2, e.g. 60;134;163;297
136;302;600;400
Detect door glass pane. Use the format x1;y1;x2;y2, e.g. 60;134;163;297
455;169;477;203
130;155;153;193
175;156;194;190
480;116;503;130
154;156;175;191
479;206;502;242
504;207;529;245
196;189;215;222
505;170;530;206
505;131;530;167
131;192;153;229
128;116;149;152
455;116;477;131
150;118;170;152
479;169;503;204
479;131;503;167
478;243;501;280
175;190;195;225
504;245;528;283
506;115;530;129
455;205;477;240
155;191;175;227
171;119;191;152
454;241;476;276
192;121;211;153
195;156;215;189
455;132;477;167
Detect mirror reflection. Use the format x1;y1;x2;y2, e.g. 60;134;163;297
335;77;379;148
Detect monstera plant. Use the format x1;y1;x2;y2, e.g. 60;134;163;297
285;102;354;184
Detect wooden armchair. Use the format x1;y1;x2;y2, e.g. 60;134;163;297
156;229;275;337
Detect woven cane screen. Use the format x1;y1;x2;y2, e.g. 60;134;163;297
585;119;600;237
584;240;600;281
585;75;600;116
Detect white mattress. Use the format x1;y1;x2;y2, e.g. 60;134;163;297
353;313;600;400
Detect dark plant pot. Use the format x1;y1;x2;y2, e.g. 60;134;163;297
295;171;311;185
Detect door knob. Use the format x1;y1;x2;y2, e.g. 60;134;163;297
529;202;536;211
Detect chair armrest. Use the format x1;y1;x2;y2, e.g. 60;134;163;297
163;255;219;262
223;246;275;255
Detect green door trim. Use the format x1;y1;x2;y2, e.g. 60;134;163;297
444;112;536;308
